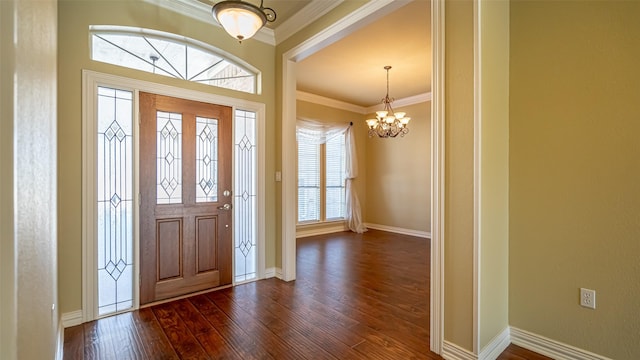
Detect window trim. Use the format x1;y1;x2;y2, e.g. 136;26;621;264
296;134;346;225
89;25;262;95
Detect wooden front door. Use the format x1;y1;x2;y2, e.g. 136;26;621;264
139;92;233;305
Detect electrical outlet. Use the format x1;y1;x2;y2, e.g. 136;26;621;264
580;288;596;309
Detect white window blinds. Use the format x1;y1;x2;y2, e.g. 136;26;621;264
325;135;346;220
297;142;320;222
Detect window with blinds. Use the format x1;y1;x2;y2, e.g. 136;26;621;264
298;142;320;222
297;134;346;223
325;135;346;220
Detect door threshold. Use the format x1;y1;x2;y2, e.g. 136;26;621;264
140;284;234;308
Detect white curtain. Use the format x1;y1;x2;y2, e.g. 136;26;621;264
296;119;367;233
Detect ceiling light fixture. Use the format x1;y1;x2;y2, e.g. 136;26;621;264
365;66;410;138
212;0;276;42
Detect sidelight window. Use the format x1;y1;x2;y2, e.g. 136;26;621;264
96;86;134;316
234;109;258;283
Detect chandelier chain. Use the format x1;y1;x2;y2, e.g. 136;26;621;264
366;66;410;138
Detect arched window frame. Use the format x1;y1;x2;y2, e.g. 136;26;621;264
89;25;262;95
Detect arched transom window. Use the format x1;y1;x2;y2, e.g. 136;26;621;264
90;26;259;94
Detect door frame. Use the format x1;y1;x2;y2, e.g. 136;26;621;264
280;0;445;354
82;70;266;322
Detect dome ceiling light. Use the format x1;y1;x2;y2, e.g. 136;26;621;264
212;0;276;42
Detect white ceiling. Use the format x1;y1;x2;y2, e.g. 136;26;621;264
193;0;432;107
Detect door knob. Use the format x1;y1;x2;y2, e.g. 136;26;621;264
217;203;233;210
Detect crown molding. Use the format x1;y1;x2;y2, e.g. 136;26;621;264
275;0;344;45
297;91;432;114
142;0;211;22
287;0;410;62
141;0;276;45
296;91;366;114
250;27;276;45
365;92;432;113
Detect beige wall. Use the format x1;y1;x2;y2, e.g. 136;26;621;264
57;0;277;314
478;0;509;351
0;2;18;358
1;0;59;359
365;102;431;233
444;0;475;351
510;1;640;359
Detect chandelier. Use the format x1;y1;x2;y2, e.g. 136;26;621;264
365;66;411;138
212;0;276;42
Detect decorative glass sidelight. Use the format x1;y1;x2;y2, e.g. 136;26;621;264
234;109;257;283
196;117;219;203
96;86;134;316
156;111;183;204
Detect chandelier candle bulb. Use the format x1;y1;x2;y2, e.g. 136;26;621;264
366;66;410;138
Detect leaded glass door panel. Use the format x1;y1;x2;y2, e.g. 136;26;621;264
96;87;134;316
139;92;232;304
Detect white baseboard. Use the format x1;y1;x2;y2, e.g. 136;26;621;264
55;319;64;360
61;310;83;328
511;327;612;360
479;327;510;360
443;341;477;360
264;267;276;278
295;222;431;239
296;222;348;238
264;267;283;280
365;223;431;238
441;326;611;360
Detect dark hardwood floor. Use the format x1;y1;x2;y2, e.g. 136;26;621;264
64;230;548;359
498;344;551;360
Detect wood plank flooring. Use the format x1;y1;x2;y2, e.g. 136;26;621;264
64;230;549;359
498;344;552;360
